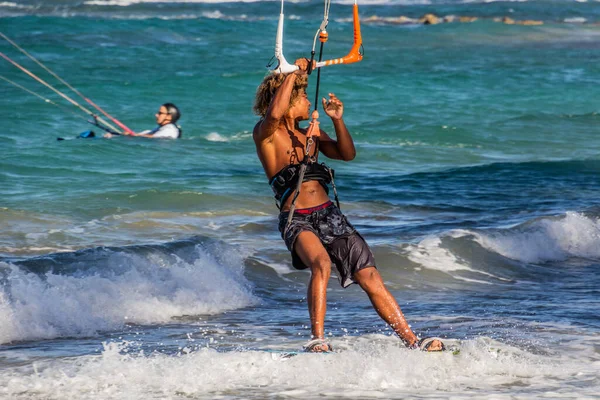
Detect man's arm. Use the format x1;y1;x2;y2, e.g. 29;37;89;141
319;93;356;161
104;128;153;139
135;125;178;139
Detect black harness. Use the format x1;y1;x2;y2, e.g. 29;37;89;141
269;162;335;210
269;140;341;237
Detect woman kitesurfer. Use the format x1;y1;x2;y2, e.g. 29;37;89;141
253;58;445;352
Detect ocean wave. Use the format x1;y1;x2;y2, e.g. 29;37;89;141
402;211;600;280
403;233;514;284
0;1;35;8
0;239;257;344
77;0;550;6
332;0;433;4
3;0;596;26
474;211;600;263
83;0;279;6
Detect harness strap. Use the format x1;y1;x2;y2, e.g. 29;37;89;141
285;159;309;230
282;141;341;234
328;166;340;209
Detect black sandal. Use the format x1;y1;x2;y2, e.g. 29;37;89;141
413;337;446;352
303;338;333;353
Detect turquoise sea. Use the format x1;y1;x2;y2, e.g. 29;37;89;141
1;0;600;398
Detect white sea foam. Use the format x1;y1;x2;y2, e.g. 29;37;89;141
334;0;532;4
474;211;600;263
77;0;533;7
333;0;431;4
405;233;503;283
84;0;278;6
465;0;527;3
0;1;34;8
0;336;597;399
205;132;229;142
202;10;224;19
406;235;471;272
564;17;587;23
0;245;257;344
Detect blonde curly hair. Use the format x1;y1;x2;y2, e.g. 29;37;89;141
253;73;308;117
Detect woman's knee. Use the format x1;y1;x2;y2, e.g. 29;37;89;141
294;231;329;269
310;253;332;278
354;267;383;291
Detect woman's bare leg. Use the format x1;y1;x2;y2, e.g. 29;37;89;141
294;231;333;350
354;267;443;351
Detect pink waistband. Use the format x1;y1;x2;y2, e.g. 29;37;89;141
294;201;333;215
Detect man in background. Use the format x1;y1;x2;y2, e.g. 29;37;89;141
104;103;181;139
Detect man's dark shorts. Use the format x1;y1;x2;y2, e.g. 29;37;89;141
278;201;376;288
